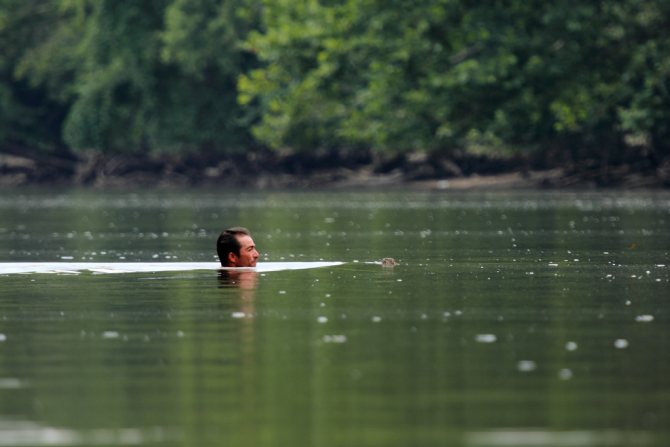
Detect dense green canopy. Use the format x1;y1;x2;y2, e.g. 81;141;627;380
1;0;668;163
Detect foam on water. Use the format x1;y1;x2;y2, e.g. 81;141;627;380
0;261;344;275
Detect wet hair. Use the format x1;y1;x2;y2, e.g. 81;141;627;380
217;227;251;266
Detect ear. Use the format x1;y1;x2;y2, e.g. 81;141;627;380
227;252;238;266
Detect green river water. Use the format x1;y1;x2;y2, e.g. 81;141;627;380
0;189;669;446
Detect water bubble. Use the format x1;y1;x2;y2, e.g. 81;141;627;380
517;360;537;372
0;334;6;342
371;316;382;323
614;339;629;349
475;334;497;343
317;316;328;324
558;369;573;380
565;341;578;351
323;335;347;343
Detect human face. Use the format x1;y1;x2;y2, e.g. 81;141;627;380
231;235;259;267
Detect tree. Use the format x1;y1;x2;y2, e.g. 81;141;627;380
241;0;670;162
0;0;71;153
9;0;259;154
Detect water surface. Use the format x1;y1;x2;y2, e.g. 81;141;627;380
0;189;669;446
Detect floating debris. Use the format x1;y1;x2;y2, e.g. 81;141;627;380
565;341;578;351
381;258;398;267
101;331;120;339
0;333;6;342
317;316;328;324
635;315;654;322
231;312;246;319
371;316;382;323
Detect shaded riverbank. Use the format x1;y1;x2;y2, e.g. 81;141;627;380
1;147;668;189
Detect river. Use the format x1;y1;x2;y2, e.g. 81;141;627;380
0;189;668;446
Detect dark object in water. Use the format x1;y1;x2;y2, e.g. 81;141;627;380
381;258;398;267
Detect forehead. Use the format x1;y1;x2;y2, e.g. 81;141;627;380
235;234;255;248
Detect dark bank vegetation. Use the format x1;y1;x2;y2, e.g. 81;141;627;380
1;1;669;187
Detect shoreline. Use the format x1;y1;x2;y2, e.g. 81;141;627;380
1;148;668;190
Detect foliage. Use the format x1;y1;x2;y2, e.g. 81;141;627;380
0;0;669;161
2;0;257;153
241;0;670;160
0;0;70;152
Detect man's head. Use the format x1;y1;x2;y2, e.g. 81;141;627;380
217;227;259;267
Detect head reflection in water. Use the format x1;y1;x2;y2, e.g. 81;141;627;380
218;269;258;290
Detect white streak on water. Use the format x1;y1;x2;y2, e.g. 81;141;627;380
0;420;177;446
465;429;654;446
322;335;347;343
0;262;344;275
0;378;24;389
